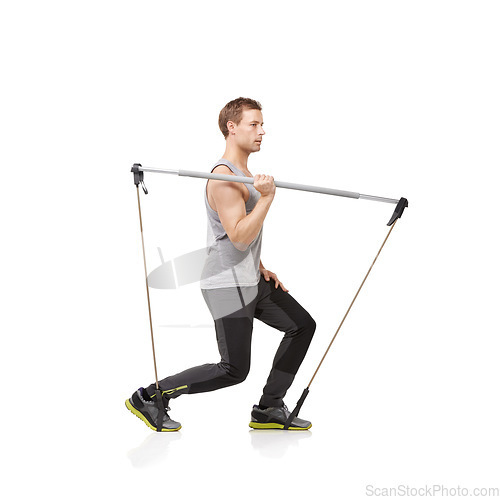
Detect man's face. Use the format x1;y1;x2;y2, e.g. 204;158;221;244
229;108;265;153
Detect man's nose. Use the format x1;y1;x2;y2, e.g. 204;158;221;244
259;125;265;135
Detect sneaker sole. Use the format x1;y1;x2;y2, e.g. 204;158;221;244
249;421;311;431
125;399;181;432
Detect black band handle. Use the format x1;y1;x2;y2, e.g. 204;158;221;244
284;388;310;430
155;389;165;432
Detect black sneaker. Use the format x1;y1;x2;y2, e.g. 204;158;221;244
125;388;182;432
249;404;312;430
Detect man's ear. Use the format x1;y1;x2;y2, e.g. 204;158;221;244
227;120;236;135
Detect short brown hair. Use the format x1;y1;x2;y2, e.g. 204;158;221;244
218;97;262;139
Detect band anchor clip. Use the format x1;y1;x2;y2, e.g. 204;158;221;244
387;197;408;226
131;163;148;194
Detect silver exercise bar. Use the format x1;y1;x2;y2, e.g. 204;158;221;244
131;164;408;225
137;166;399;205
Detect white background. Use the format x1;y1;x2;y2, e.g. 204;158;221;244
1;1;499;498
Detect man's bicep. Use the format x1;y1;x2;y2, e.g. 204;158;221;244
211;182;246;243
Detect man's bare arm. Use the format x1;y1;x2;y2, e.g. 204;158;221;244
211;169;275;251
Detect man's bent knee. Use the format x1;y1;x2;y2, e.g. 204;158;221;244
300;314;316;337
224;364;250;385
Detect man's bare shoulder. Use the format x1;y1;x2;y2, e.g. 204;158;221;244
212;165;235;176
210;165;245;193
207;165;246;211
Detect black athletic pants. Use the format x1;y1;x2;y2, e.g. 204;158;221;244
145;274;316;408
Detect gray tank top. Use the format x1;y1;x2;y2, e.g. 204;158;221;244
200;159;263;289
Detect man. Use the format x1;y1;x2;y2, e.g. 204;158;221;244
126;97;316;431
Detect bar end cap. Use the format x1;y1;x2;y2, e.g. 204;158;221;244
387;197;409;226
